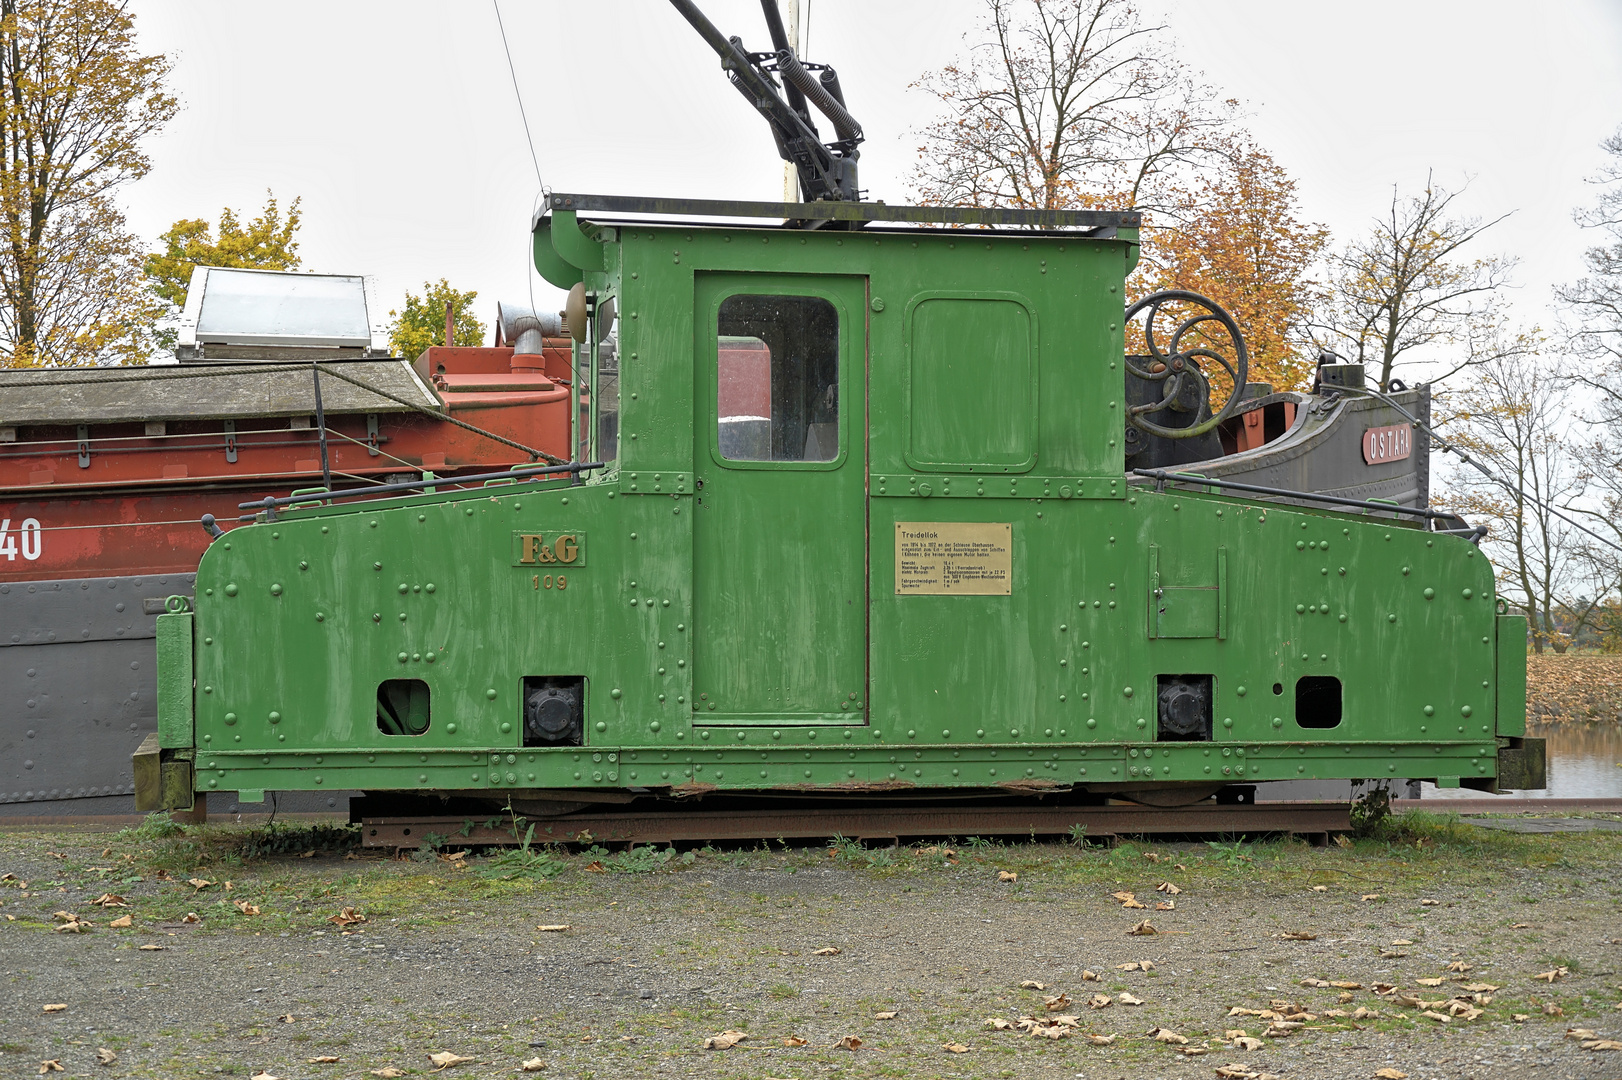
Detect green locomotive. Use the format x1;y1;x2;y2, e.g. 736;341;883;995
135;2;1541;816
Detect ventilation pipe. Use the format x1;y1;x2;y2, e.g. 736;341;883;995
497;302;563;372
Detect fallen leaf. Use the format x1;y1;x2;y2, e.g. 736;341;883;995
1352;1006;1379;1020
95;1048;117;1066
1280;931;1317;941
1152;1027;1188;1044
984;1018;1013;1030
329;907;367;927
1510;922;1531;929
874;1010;898;1020
814;947;841;956
278;1014;295;1023
1083;1033;1116;1045
1232;1036;1264;1050
1420;1010;1451;1023
1330;981;1362;990
1216;1063;1259;1077
1459;982;1500;992
1127;919;1156;936
109;914;132;929
1416;978;1445;987
1375;1070;1408;1079
1032;1023;1069;1040
997;870;1018;882
1535;967;1570;982
1117;993;1144;1006
1446;960;1471;972
1087;994;1112;1009
1157;881;1182;895
781;1035;808;1047
1144;851;1162;862
1337;992;1355;1004
187;878;214;892
1311;885;1327;892
90;894;128;907
1299;979;1330;988
1333;834;1352;848
428;1051;475;1070
1263;1021;1304;1037
1391;939;1414;947
1052;1014;1080;1027
39;1065;65;1076
1361;894;1381;901
536;924;570;933
307;1056;340;1064
370;1071;406;1079
1420;898;1440;906
138;944;164;951
1081;969;1099;981
234;901;261;916
520;1059;546;1071
249;1074;278;1080
1155;899;1176;910
41;1004;66;1013
1544;1002;1565;1017
703;1031;748;1051
181;912;200;924
1180;1046;1210;1056
1019;979;1047;990
1043;993;1071;1011
1513;1013;1530;1022
1565;1028;1596;1040
837;1035;862;1051
1581;1040;1622;1051
943;1042;971;1053
1372;982;1396;994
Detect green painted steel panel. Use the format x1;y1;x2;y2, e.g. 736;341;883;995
156;613;193;749
906;295;1035;472
691;273;867;723
1496;613;1527;737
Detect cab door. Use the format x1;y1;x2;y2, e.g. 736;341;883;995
691;273;867;725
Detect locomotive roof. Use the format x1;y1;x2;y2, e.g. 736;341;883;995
537;192;1141;239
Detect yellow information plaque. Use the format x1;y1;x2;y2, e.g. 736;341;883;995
894;522;1012;595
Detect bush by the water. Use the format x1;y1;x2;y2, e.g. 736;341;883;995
1527;654;1622;723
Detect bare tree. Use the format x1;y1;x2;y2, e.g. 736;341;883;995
0;0;176;367
1446;350;1606;652
907;0;1237;214
1314;177;1520;391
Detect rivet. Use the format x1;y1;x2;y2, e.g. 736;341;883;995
486;689;497;700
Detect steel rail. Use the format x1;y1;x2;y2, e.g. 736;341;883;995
358;800;1353;848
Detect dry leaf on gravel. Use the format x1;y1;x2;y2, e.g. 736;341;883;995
1155;899;1176;910
1215;1066;1258;1079
1330;981;1362;990
813;947;842;956
329;907;366;927
1535;967;1570;982
1374;1070;1408;1079
95;1048;116;1066
248;1074;277;1080
1083;1033;1116;1046
307;1056;340;1064
1087;994;1113;1009
1081;969;1099;981
1117;993;1145;1006
985;1018;1014;1030
1311;885;1327;892
1337;992;1355;1004
1513;1013;1530;1022
428;1051;474;1069
1360;893;1381;901
1127;920;1156;936
943;1043;971;1053
1232;1036;1264;1050
1031;1024;1069;1040
180;913;200;924
1151;1027;1188;1045
187;878;214;892
37;1061;64;1074
781;1035;807;1047
1391;939;1414;947
1420;1011;1451;1023
370;1071;405;1079
1582;1040;1622;1051
278;1014;295;1024
837;1035;862;1051
536;924;569;933
997;870;1018;882
1544;1002;1565;1017
1300;979;1330;988
138;944;163;951
1118;961;1155;971
90;894;127;907
41;1004;66;1013
1353;1007;1379;1020
702;1032;749;1051
874;1010;897;1020
1280;931;1316;940
520;1059;546;1071
1019;979;1046;990
1043;994;1071;1011
1446;961;1471;972
53;917;90;933
1459;982;1499;992
1416;978;1445;987
108;914;132;929
1420;898;1440;906
233;901;260;916
1157;881;1182;895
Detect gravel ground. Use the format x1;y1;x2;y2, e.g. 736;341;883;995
2;813;1621;1080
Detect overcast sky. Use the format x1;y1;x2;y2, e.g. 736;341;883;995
124;0;1622;354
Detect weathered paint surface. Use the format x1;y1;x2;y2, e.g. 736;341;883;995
169;216;1516;800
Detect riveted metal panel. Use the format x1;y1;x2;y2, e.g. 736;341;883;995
0;574;195;647
156;613;194;749
1496;613;1527;737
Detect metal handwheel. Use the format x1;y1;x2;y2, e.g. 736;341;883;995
1123;289;1250;440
